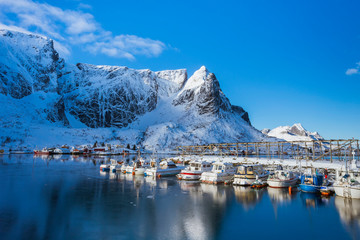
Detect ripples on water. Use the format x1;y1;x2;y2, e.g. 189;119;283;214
0;154;359;240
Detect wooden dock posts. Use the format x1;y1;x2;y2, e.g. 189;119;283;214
176;139;360;163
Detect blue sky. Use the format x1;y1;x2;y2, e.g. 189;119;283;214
0;0;359;139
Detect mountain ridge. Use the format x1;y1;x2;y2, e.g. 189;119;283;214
0;29;265;150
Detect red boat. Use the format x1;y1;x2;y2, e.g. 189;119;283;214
34;147;54;155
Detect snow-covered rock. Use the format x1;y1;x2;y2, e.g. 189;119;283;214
263;123;323;142
0;29;64;98
0;29;266;150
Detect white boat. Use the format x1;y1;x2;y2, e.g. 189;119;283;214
333;153;360;199
133;158;150;175
144;159;182;177
53;145;71;154
120;162;129;173
125;160;150;175
177;160;212;180
233;164;269;186
109;159;123;173
200;162;235;184
333;174;360;199
267;170;298;188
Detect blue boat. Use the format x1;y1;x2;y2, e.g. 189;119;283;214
299;174;324;193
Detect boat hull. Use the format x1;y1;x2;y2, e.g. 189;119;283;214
200;172;234;184
233;175;268;186
177;170;203;180
267;177;298;188
333;185;360;199
144;168;182;177
299;184;321;193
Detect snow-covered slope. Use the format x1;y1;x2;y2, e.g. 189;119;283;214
263;123;323;142
0;29;266;150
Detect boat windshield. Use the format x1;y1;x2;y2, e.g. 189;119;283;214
190;163;201;168
238;166;246;174
213;164;223;171
247;166;254;175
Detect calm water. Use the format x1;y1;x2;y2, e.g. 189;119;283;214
0;154;359;240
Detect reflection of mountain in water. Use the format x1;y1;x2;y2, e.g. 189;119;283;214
233;186;265;210
335;197;360;239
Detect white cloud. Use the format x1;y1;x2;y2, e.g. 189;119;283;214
0;0;167;60
346;68;358;75
346;62;360;75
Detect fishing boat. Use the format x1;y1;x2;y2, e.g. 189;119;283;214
109;159;123;173
177;160;212;180
34;147;54;155
251;178;267;189
333;174;360;199
53;145;71;154
125;159;150;175
200;162;235;184
233;164;269;186
299;173;324;193
71;147;84;155
332;151;360;199
144;159;182;177
132;158;150;175
267;169;298;188
320;186;334;196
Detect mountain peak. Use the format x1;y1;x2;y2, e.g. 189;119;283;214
264;123;323;141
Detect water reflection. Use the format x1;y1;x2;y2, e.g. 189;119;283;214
233;186;265;210
267;187;295;204
300;192;330;208
0;155;359;240
335;197;360;238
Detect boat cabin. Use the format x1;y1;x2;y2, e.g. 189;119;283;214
237;165;265;176
189;161;211;171
160;160;177;169
301;174;324;186
211;162;233;172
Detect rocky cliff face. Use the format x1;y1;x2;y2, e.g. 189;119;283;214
0;29;265;149
0;30;64;98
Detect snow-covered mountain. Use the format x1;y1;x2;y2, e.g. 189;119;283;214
262;123;323;142
0;29;266;150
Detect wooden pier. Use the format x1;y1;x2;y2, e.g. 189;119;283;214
176;139;360;163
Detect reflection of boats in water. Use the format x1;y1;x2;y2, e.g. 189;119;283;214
300;192;328;208
334;197;360;231
233;186;265;209
179;180;202;193
267;187;293;204
200;183;229;204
